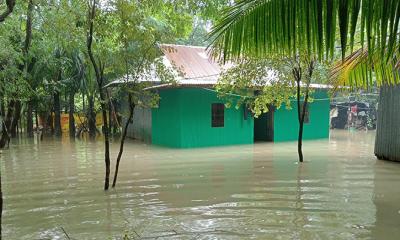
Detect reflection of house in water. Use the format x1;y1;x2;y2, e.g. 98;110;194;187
113;44;331;148
152;147;254;207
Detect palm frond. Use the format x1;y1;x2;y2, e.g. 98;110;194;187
330;44;400;89
209;0;400;62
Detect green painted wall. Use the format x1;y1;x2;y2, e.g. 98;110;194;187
151;89;182;147
152;88;254;148
273;90;330;142
152;88;329;147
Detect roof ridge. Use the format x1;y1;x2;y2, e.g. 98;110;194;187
159;43;207;49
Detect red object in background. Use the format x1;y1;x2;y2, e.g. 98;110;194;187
351;105;358;114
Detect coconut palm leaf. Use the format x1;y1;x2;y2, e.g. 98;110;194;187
209;0;400;63
330;43;400;89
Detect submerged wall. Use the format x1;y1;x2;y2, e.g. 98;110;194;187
121;97;152;143
273;90;330;142
152;88;254;148
131;106;152;143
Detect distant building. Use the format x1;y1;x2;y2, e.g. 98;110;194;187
114;44;330;148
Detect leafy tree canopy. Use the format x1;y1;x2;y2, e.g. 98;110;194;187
217;55;329;117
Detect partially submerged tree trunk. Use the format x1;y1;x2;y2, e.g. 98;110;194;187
296;82;310;163
112;94;135;188
296;79;305;163
98;90;111;190
292;59;314;163
374;85;400;162
53;90;62;137
0;100;15;148
108;95;113;135
0;103;12;240
87;0;111;190
88;95;96;138
10;100;21;137
26;101;34;137
69;91;76;137
293;64;305;162
0;100;5;118
1;2;17;238
35;110;39;130
19;116;22;134
24;0;34;138
47;110;54;134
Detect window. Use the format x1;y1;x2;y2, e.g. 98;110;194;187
299;105;310;123
212;103;224;127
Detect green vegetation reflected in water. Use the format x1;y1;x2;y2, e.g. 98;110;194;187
1;130;400;239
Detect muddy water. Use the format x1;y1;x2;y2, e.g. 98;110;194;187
1;130;400;239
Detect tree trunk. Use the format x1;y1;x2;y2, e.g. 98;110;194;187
0;0;15;23
99;93;111;190
47;111;54;134
374;85;400;161
10;100;21;137
87;0;111;190
112;94;134;188
88;95;96;138
0;99;5;117
54;91;62;137
297;92;310;163
19;117;22;134
0;102;15;240
24;0;34;138
69;92;76;137
296;80;304;162
26;101;34;137
294;60;313;163
0;1;17;236
35;110;39;130
108;99;113;135
0;100;15;148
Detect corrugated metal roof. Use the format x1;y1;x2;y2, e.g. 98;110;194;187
105;45;221;88
106;44;333;90
160;44;221;80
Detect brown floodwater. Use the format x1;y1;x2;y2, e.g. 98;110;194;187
1;130;400;239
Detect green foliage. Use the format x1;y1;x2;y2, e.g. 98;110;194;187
217;56;328;117
176;19;210;46
0;0;232;124
209;0;400;90
163;0;231;21
95;0;192;109
331;44;400;89
0;4;29;101
0;0;16;23
210;0;400;61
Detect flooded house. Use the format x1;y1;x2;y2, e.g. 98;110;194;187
116;44;330;148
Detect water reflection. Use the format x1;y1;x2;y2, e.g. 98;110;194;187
1;130;399;239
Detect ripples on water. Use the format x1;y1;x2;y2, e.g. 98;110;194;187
1;130;400;239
